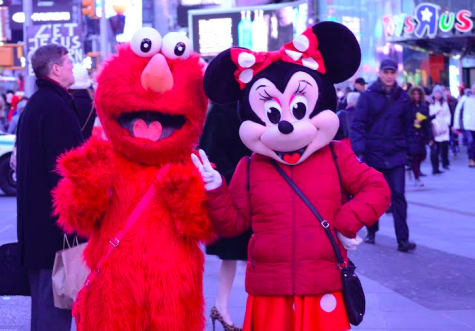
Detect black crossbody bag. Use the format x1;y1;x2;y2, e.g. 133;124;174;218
271;150;365;326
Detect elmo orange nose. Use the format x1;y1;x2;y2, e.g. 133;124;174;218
141;53;174;93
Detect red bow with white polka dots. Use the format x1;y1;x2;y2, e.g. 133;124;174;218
230;27;326;89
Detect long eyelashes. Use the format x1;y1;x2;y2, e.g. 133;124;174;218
295;82;307;95
259;83;308;102
259;90;273;101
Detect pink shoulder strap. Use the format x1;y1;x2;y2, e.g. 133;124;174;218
83;171;159;288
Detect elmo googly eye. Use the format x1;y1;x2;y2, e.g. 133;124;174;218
161;32;192;60
130;27;162;58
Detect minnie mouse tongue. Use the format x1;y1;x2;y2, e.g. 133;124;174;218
275;146;307;164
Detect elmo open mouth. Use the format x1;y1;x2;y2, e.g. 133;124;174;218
117;111;185;142
274;146;307;164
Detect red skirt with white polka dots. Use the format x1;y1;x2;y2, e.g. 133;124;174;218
242;292;350;331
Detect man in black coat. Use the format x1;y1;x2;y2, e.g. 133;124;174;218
16;44;84;330
350;59;418;253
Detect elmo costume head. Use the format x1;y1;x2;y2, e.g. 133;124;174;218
95;27;207;166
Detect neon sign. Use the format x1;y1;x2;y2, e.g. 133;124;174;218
383;3;473;39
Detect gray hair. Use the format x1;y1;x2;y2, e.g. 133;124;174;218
346;92;360;107
31;44;69;78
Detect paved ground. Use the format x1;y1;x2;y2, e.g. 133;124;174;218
1;153;474;331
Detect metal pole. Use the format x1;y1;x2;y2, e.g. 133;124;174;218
100;0;108;62
154;0;170;35
23;0;35;97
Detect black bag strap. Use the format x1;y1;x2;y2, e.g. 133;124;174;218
271;160;345;266
329;142;344;204
81;102;95;133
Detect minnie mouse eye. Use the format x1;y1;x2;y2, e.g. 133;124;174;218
161;32;192;60
130;28;162;58
290;96;308;120
264;100;282;124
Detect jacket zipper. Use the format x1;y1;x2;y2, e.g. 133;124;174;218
250;234;256;270
290;166;296;295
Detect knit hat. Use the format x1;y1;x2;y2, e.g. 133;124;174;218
70;63;92;90
431;85;444;97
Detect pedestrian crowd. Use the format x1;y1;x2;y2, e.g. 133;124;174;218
336;65;475;182
335;58;474;255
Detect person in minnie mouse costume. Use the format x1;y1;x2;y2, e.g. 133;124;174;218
192;22;391;331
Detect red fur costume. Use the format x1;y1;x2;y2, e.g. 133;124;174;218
53;31;213;330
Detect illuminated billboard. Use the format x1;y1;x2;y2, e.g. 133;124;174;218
188;0;308;57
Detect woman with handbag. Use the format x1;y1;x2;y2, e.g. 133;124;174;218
429;85;451;174
193;22;391;331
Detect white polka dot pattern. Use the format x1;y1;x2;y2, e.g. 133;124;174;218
293;34;310;52
320;293;337;313
302;57;319;70
239;69;254;83
238;52;256;68
285;49;303;61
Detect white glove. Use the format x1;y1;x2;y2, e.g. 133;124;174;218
337;232;363;251
191;149;223;191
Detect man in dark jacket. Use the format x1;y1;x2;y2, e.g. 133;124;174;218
16;44;84;330
350;59;417;252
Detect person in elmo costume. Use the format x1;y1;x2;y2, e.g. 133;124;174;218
53;27;214;331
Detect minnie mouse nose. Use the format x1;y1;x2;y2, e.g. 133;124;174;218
278;121;294;134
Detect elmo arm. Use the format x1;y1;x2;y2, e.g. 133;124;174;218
332;142;391;238
155;163;215;243
52;137;114;238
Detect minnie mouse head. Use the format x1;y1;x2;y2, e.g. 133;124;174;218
203;21;361;165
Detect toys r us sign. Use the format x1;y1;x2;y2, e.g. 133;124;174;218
383;3;473;39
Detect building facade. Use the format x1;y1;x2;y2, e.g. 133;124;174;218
319;0;475;94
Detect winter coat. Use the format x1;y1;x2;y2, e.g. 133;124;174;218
206;142;390;296
454;95;475;132
447;96;458;127
336;106;356;140
350;79;418;170
16;78;84;269
412;102;432;155
71;89;96;140
7;113;19;134
429;101;451;142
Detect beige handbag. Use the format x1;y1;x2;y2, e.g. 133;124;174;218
52;235;90;309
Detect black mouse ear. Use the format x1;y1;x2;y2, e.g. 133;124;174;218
203;49;242;104
312;21;361;83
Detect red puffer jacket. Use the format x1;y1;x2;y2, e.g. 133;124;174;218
206;142;390;296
